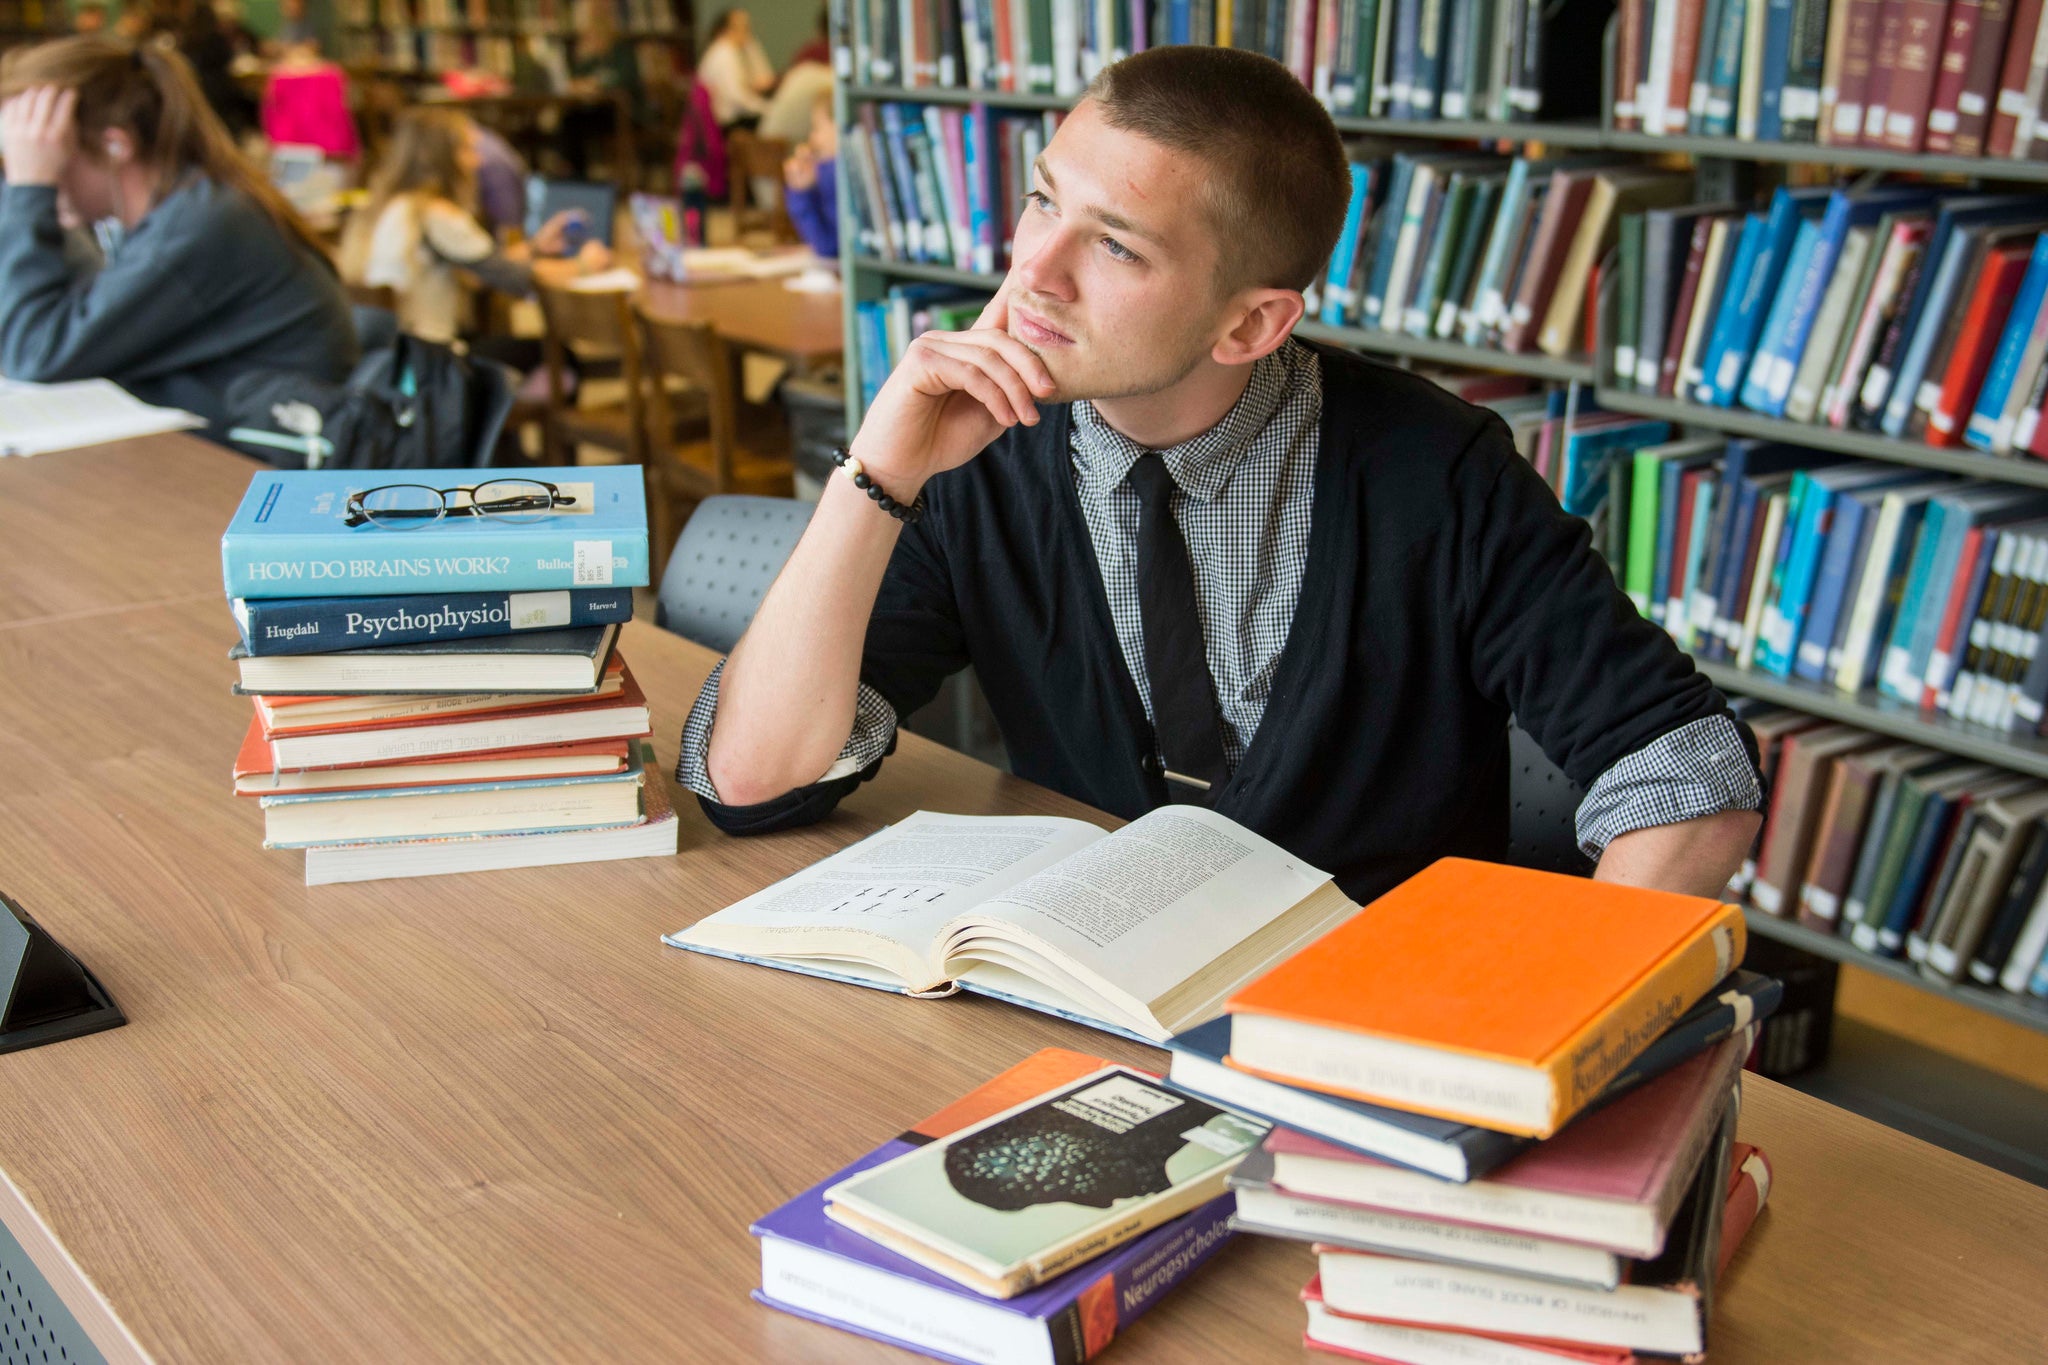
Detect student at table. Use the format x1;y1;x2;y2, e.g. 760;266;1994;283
695;8;773;130
0;37;355;432
678;46;1766;904
780;90;835;259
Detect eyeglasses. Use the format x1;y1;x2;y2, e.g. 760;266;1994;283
343;480;577;529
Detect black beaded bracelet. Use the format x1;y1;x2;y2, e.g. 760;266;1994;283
830;446;926;524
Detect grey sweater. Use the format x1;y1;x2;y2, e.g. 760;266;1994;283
0;176;358;431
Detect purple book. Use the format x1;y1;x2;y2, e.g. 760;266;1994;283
753;1137;1238;1364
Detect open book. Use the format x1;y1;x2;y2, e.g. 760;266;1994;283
664;807;1359;1045
0;379;204;456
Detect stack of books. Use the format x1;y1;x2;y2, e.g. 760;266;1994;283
1159;859;1779;1363
219;467;677;885
751;1048;1263;1364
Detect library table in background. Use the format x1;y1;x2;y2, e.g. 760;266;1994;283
0;436;2042;1362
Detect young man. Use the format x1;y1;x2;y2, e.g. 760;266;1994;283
678;47;1763;903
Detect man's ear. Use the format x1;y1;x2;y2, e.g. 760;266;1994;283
1212;287;1305;368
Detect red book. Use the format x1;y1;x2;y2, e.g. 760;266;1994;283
1861;0;1912;142
1659;215;1721;397
1665;0;1710;133
1830;0;1890;143
1924;0;1987;151
1616;0;1645;130
1924;527;1988;709
990;0;1016;90
1928;240;2034;445
233;720;632;792
1502;171;1597;353
1988;0;2046;154
1718;1141;1773;1276
1950;0;2018;154
1669;468;1707;617
1883;0;1961;151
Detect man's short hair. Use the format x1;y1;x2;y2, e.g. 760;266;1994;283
1084;46;1349;293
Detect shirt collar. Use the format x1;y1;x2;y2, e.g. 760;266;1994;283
1069;339;1301;503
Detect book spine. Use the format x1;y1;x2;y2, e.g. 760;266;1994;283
1781;0;1830;139
222;529;650;600
1926;0;1988;151
237;589;634;656
1828;0;1886;141
1041;1197;1238;1363
1883;0;1953;151
1553;904;1746;1126
1989;0;2047;154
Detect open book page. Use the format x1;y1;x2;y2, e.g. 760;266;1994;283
0;379;205;456
667;812;1106;989
942;807;1344;1036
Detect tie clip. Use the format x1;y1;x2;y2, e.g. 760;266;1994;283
1163;769;1213;791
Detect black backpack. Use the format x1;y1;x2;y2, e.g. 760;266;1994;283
222;334;515;470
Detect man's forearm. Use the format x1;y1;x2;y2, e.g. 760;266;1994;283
704;475;904;805
1593;809;1761;900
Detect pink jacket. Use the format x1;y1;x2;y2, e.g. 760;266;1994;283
673;80;727;201
262;66;359;161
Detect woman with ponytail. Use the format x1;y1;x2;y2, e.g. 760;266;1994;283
0;38;355;432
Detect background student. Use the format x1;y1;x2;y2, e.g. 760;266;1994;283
339;107;606;350
781;92;836;259
696;8;774;130
0;37;356;433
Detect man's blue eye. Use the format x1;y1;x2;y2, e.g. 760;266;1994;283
1103;238;1137;262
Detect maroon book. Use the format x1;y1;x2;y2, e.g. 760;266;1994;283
1616;0;1646;130
1829;0;1889;143
1884;0;1961;152
1989;0;2046;153
1665;0;1710;132
1951;0;2018;154
1925;0;1987;151
1862;0;1912;143
1501;171;1597;354
1659;214;1721;398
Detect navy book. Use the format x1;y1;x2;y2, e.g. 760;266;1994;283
232;588;633;656
1164;971;1779;1183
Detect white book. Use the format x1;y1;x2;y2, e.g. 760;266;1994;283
1642;0;1678;136
1676;219;1735;396
665;808;1357;1044
1379;167;1439;335
1786;227;1875;423
1738;491;1791;668
1735;0;1771;139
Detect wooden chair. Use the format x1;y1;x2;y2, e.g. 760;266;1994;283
634;304;796;579
532;283;651;465
724;129;795;243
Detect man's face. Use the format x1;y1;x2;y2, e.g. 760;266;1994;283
1006;101;1237;403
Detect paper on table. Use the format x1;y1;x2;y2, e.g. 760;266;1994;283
0;379;206;456
681;248;818;280
565;267;646;293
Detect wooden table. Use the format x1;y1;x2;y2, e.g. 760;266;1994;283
1;437;2044;1362
638;273;845;369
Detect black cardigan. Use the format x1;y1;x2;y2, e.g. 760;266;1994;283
697;344;1756;904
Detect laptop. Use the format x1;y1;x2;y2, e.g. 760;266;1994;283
525;176;618;249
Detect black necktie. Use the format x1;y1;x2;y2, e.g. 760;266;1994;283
1128;452;1229;802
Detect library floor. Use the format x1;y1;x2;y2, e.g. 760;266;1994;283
1809;973;2048;1187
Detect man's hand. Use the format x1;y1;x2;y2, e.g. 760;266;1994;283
528;208;587;256
0;86;78;188
849;277;1056;495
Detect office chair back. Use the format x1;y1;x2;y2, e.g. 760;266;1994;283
655;495;814;653
1506;722;1592;877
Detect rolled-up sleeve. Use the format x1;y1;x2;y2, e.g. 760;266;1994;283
1573;714;1764;858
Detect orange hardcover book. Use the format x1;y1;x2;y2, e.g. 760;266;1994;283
232;716;633;793
1224;859;1745;1138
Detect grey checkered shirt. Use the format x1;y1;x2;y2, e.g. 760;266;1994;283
679;339;1760;856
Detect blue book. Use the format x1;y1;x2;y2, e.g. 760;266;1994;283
1739;217;1821;414
1755;0;1797;142
220;466;649;600
960;104;994;275
1676;474;1719;645
1168;0;1191;45
856;300;888;407
1842;489;1944;692
875;104;929;263
1886;488;2048;700
1692;214;1764;405
1362;155;1419;327
1967;234;2048;450
1762;466;1923;678
1651;446;1709;620
1561;419;1670;518
1794;490;1877;682
1466;158;1536;345
1699;0;1748;136
1699;188;1828;408
1877;500;1951;701
1741;188;1935;418
1876;788;1975;956
1931;528;2002;708
232;588;633;656
1695;443;1833;661
1323;160;1375;325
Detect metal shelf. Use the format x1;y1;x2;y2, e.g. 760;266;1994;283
848;256;1002;290
846;84;1072;112
1329;115;1609;147
1743;909;2048;1036
1696;660;2048;780
1604;129;2048;182
1593;388;2048;490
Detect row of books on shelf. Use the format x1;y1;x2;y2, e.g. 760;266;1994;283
843;102;1062;274
837;0;1601;121
718;854;1777;1362
1309;152;1689;359
1616;0;2048;159
218;467;678;886
344;0;676;31
854;285;992;405
1739;698;2048;999
1609;186;2048;460
1591;424;2048;733
339;30;678;82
